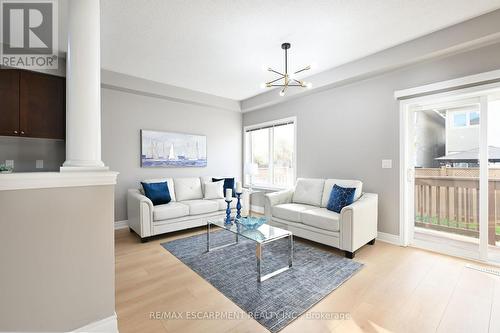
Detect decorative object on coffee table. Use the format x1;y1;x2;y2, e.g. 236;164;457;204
225;188;233;225
235;193;242;219
235;181;243;220
237;216;266;230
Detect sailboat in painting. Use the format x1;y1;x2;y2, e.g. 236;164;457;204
168;144;176;160
141;130;207;168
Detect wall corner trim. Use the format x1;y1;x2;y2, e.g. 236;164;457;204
0;171;119;191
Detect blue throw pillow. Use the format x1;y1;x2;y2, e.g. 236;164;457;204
327;184;356;213
212;177;236;197
141;181;171;206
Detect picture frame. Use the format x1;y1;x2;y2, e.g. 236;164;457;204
140;129;207;168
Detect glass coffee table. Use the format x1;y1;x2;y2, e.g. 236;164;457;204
207;218;293;282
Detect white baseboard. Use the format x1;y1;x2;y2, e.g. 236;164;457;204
115;220;128;230
73;312;118;332
377;232;402;246
250;205;264;214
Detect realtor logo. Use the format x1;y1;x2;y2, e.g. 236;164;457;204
1;0;58;69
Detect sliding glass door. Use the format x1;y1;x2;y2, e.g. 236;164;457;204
410;98;481;255
404;87;500;263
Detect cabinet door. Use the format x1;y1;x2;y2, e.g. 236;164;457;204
0;69;20;136
20;71;65;139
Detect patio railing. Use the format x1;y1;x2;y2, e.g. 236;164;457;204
414;168;500;244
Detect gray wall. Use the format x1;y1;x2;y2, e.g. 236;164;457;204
243;42;500;236
0;136;65;172
0;185;115;331
415;111;445;168
101;87;242;222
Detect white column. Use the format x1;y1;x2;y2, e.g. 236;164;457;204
61;0;107;171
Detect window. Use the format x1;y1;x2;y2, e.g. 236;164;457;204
244;118;296;189
453;113;467;127
451;110;480;127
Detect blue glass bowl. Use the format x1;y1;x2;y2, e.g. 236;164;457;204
236;216;267;229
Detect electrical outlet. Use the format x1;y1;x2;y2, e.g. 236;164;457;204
382;159;392;169
5;160;14;168
36;160;44;169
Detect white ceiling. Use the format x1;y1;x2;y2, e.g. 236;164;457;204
98;0;500;101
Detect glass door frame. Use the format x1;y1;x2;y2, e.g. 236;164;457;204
399;81;500;263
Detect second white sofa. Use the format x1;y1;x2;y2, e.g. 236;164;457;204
265;178;378;258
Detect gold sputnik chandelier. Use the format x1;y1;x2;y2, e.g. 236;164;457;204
261;42;312;96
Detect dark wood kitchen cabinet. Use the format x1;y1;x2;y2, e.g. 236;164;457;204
0;69;20;136
0;69;65;139
20;71;65;139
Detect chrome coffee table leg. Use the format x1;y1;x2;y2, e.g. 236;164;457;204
257;234;293;282
206;222;238;252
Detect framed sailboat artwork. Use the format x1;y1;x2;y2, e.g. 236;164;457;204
140;130;207;167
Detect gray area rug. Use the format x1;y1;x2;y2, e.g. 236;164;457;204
162;229;363;332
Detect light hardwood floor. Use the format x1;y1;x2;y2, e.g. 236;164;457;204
115;227;500;333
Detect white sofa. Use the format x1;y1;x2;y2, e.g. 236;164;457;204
128;177;250;241
264;178;378;258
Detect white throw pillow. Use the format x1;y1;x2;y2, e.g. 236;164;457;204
204;181;224;199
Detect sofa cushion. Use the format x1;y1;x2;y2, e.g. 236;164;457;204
181;199;219;215
174;178;203;201
292;178;325;207
141;178;176;201
273;203;313;223
211;198;237;211
321;179;362;207
153;202;189;221
301;208;340;232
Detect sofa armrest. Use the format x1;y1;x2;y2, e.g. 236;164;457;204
127;189;154;238
339;192;378;252
264;189;294;218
